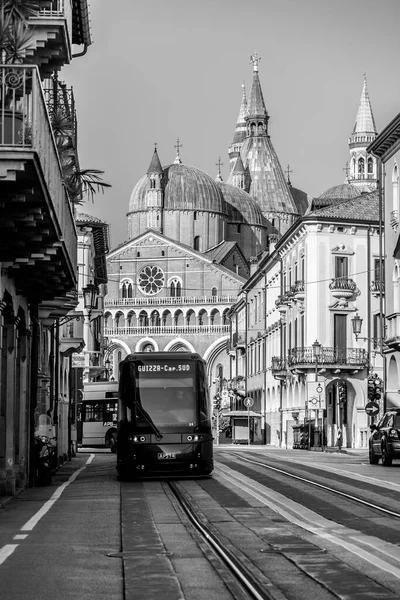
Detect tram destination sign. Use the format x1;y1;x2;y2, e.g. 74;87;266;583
137;363;192;373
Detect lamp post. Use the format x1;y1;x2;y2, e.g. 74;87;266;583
351;313;363;341
82;281;99;320
312;340;322;449
105;358;111;381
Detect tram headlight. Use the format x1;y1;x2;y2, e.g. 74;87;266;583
186;434;201;442
129;435;148;443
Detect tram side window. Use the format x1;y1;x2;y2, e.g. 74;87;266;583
84;402;103;422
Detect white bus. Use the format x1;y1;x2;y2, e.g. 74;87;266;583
80;381;118;451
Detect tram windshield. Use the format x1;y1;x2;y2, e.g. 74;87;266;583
121;358;199;429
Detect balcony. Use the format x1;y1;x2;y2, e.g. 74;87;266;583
271;357;288;380
329;277;357;303
105;294;237;307
27;0;74;77
385;313;400;350
292;280;305;301
0;65;77;305
275;294;288;313
288;346;369;371
370;281;385;297
104;324;230;337
390;209;399;229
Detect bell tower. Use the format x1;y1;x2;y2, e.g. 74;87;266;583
146;145;164;232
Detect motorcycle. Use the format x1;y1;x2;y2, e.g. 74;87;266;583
33;435;53;485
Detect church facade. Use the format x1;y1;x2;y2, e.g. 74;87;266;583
104;55;305;399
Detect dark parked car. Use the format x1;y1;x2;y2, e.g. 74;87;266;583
369;409;400;466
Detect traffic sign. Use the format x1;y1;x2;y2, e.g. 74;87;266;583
244;397;254;408
365;401;379;416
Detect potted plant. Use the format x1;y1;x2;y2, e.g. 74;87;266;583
0;1;38;144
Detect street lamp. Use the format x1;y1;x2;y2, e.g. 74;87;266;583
312;340;322;382
82;281;99;320
351;313;363;341
105;358;111;380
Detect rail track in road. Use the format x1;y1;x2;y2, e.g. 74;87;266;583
168;481;281;600
228;451;400;519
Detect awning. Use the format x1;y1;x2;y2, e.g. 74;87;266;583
222;411;262;418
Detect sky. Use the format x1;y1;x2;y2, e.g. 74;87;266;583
63;0;400;249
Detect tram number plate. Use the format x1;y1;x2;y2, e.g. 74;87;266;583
157;453;176;460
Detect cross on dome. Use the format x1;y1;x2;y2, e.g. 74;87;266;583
174;137;183;164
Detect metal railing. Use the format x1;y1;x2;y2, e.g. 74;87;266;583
288;346;369;368
0;65;76;266
35;0;73;49
105;295;237;307
370;281;384;295
329;277;357;292
271;357;287;375
104;325;230;336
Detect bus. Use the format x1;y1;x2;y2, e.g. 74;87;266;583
117;352;214;478
80;381;119;452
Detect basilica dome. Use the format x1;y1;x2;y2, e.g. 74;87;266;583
128;163;227;215
216;181;268;227
319;182;367;201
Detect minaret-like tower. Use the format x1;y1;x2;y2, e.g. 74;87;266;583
146;145;164;232
229;53;298;234
228;83;248;170
348;75;378;190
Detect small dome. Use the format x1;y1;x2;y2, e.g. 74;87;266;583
128;163;227;215
217;181;268;227
319;182;366;200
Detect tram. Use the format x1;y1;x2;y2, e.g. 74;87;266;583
116;352;214;478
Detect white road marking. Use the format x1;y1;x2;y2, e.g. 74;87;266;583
13;534;28;540
21;454;94;531
0;545;18;566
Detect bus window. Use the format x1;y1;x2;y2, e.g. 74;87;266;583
84;402;103;422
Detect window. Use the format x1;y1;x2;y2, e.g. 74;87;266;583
367;157;373;175
211;287;217;297
194;236;201;251
170;278;182;297
335;256;348;278
358;157;365;179
393;164;399;212
373;313;384;349
374;259;384;283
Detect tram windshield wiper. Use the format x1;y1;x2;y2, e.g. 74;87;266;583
133;400;163;439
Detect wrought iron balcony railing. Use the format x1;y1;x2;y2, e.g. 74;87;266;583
390;209;399;229
329;277;357;298
292;280;305;300
271;357;288;378
370;281;385;296
288;346;369;369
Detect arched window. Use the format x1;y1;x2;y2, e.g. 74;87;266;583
367;156;373;176
211;287;217;297
358;157;365;179
194;236;201;251
122;282;127;298
127;283;132;298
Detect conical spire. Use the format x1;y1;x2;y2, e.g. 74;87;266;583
232;83;248;145
352;74;377;134
147;145;163;174
247;52;268;119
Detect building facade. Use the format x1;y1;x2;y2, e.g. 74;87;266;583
0;1;93;495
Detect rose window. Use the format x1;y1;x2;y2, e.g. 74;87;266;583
138;265;165;296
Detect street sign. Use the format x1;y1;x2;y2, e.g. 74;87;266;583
244;397;254;408
307;396;326;410
365;401;380;417
307;381;326;410
221;390;229;399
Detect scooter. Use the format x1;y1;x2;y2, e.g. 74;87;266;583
33;435;52;486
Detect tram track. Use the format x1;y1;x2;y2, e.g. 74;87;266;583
168;481;285;600
229;451;400;519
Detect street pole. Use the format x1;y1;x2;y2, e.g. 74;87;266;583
247;405;250;446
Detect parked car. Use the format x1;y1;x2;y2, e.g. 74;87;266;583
369;409;400;466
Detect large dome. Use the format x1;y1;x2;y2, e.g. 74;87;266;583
319;182;370;201
216;181;268;227
128;163;227;215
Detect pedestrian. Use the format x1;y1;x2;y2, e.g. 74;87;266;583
336;428;342;452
